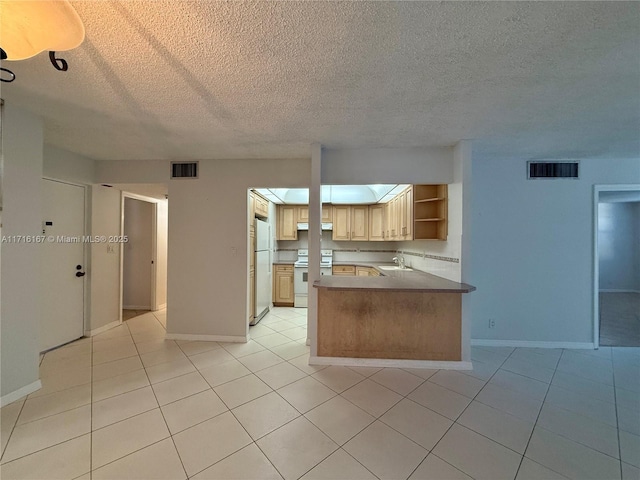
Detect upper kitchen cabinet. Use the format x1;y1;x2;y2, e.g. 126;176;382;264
254;192;269;219
399;185;413;240
368;204;385;241
297;204;332;223
413;184;448;240
277;205;297;240
332;205;368;241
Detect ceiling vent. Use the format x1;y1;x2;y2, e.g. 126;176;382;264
171;162;198;179
527;161;579;179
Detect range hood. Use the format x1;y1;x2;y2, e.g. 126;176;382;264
297;223;333;231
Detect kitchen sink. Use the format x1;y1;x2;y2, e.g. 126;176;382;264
377;265;413;271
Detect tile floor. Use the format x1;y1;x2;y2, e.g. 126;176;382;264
1;307;639;479
600;292;640;347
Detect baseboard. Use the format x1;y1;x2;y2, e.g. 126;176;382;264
599;289;640;294
85;320;121;337
123;305;152;310
165;333;249;343
154;303;167;310
309;356;472;370
1;380;42;407
472;339;595;349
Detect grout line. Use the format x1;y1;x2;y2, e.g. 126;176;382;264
125;315;190;480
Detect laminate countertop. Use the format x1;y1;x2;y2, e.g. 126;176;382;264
315;263;475;293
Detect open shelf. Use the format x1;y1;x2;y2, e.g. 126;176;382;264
413;184;447;240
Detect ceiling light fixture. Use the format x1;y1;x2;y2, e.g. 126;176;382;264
0;0;85;82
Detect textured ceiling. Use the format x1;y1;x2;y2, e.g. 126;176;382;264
2;1;639;161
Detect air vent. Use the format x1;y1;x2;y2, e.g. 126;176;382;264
171;162;199;179
528;161;579;179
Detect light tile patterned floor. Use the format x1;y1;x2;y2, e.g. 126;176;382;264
1;307;639;479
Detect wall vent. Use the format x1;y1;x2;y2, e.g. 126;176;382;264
527;161;579;179
171;162;199;179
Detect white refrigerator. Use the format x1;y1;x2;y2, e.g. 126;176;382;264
252;219;272;325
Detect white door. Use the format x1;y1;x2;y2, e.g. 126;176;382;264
41;179;86;351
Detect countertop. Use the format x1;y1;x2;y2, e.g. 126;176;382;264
315;262;476;293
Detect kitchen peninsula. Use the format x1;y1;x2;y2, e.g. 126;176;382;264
313;265;475;365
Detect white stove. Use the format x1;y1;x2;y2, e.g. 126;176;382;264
294;249;332;307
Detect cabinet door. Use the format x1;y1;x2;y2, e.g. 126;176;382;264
297;206;309;223
249;268;255;324
384;202;391;239
332;206;351;240
274;271;293;304
368;205;384;241
403;186;413;239
355;266;370;276
351;206;369;241
322;204;332;223
277;205;298;240
255;194;269;218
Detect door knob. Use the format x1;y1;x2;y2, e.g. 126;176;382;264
76;271;86;277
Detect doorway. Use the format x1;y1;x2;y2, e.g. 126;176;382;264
123;197;154;314
40;179;86;351
594;185;640;348
121;192;169;324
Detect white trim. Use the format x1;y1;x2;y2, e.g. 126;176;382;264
593;184;640;350
85;319;121;337
599;289;640;294
1;380;42;407
123;305;152;310
165;333;249;343
309;356;472;370
472;339;595;349
155;303;167;310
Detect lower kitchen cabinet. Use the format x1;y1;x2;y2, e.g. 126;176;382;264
332;265;356;276
273;265;294;306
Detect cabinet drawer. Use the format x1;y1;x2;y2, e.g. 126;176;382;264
332;265;356;275
274;264;293;272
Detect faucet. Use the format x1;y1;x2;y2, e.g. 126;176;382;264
392;255;405;269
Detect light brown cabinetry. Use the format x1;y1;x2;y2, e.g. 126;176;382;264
249;224;255;324
273;265;294;306
368;204;385;241
413;184;448;240
277;205;298;240
254;193;269;219
332;205;369;241
332;265;356;276
398;186;413;240
295;204;332;223
355;266;380;277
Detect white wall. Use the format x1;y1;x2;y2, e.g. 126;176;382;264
322;147;454;184
155;200;168;309
88;186;122;332
598;201;640;292
43;146;96;184
469;157;640;345
0;104;43;401
166;158;310;339
123;198;153;309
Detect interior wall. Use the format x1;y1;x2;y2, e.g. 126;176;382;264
0;104;43;400
322;147;454;184
89;186;121;332
598;201;640;292
43;145;96;184
123;198;153;309
155;200;169;309
167;158;310;339
469;157;640;345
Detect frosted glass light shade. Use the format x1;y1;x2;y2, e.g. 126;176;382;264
0;0;85;60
